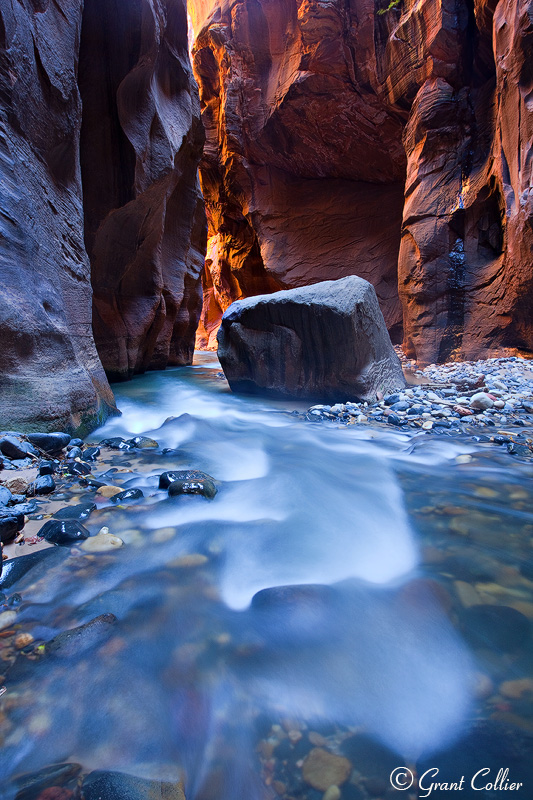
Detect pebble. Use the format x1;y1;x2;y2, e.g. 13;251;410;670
80;533;124;553
0;610;17;630
323;787;341;800
169;554;208;568
14;632;34;650
302;748;351;791
301;356;533;445
470;392;494;410
97;485;124;498
499;678;533;699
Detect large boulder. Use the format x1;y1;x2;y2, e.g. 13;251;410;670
217;276;405;402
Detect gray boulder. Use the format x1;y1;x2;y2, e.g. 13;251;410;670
217;276;405;402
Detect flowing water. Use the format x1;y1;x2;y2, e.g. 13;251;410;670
1;354;533;799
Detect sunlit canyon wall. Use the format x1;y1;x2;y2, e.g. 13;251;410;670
189;0;533;365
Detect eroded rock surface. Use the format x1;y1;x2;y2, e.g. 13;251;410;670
190;0;533;364
0;0;117;433
80;0;207;380
217;276;406;401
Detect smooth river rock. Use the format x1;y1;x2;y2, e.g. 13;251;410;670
217;277;405;402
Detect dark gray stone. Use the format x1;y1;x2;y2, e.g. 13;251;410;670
27;432;71;453
34;474;56;495
0;435;29;460
39;519;90;545
110;488;144;503
38;460;56;476
168;477;217;499
54;502;96;521
0;548;66;590
217;276;405;402
0;509;24;543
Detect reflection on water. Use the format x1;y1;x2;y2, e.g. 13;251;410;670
1;354;532;799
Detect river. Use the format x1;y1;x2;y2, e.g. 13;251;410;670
1;353;533;799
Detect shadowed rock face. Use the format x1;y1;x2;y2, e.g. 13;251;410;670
217;276;406;401
190;0;533;365
0;0;207;433
0;0;117;434
79;0;207;381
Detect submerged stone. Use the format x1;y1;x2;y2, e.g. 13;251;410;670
0;548;65;590
81;770;185;800
45;613;117;658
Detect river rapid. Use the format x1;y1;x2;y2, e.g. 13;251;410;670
1;353;533;799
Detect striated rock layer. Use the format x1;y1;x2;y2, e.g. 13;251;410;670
190;0;533;364
0;0;116;434
80;0;207;380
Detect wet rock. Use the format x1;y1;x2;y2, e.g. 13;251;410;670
302;748;352;791
168;476;217;499
27;433;71;454
39;520;90;545
507;442;531;457
461;605;530;651
45;614;117;659
0;435;31;460
159;471;183;490
218;277;405;402
0;548;66;590
127;436;159;449
65;460;91;476
83;447;100;461
69;439;84;448
54;503;96;521
110;488;144;504
34;475;56;495
80;533;124;553
7;764;82;800
470;392;494;410
39;460;56;476
97;485;123;498
340;734;401;781
0;486;13;506
99;437;133;450
0;609;17;630
66;446;83;459
0;509;25;543
81;770;185;800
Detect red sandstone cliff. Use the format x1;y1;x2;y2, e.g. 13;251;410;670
80;0;207;381
0;0;206;432
190;0;533;364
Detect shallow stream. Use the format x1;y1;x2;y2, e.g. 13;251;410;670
1;354;533;799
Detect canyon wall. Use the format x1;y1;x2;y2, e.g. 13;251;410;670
0;0;206;432
79;0;207;381
0;0;116;434
190;0;533;364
